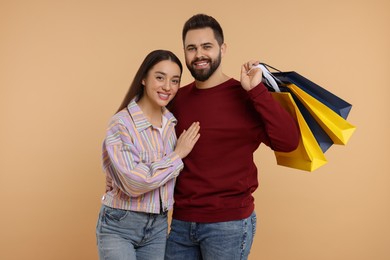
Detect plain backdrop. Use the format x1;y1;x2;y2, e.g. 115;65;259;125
1;0;389;259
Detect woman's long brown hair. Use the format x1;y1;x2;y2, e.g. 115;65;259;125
116;49;183;113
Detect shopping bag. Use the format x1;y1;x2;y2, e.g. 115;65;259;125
290;91;334;153
287;83;356;145
269;68;352;119
259;64;334;153
271;91;327;171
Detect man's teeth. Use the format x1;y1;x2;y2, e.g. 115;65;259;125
195;61;208;67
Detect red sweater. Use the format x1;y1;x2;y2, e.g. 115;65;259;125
170;78;299;222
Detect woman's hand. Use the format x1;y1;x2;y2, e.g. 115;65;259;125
174;122;200;159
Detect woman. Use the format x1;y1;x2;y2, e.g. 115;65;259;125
96;50;200;260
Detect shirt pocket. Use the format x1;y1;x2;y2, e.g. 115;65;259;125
138;151;164;164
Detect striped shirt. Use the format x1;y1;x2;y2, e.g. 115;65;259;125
101;98;183;213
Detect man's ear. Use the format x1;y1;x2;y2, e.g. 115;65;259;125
220;43;227;57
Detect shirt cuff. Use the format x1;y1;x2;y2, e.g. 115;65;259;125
166;152;184;172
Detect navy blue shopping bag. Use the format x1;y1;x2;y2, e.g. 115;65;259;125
263;64;352;119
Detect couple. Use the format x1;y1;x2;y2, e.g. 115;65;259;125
96;14;300;260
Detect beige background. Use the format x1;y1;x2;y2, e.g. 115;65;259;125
1;0;389;259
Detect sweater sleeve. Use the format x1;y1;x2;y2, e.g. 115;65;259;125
103;121;184;197
247;82;300;152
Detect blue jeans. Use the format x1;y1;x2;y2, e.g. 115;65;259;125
96;205;168;260
165;211;257;260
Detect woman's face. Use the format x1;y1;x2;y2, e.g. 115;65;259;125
141;60;181;108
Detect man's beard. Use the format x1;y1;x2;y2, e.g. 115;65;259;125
186;52;222;82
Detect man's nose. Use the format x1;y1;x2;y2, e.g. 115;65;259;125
195;48;204;58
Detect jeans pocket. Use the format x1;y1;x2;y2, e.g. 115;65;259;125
251;212;257;238
104;206;128;222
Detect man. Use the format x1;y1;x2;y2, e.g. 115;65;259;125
165;14;300;260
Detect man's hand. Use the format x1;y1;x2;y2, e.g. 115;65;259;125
240;60;263;91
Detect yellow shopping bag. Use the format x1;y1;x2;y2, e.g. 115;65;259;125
271;92;327;171
287;84;356;145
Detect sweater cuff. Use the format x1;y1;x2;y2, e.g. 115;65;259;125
247;82;268;98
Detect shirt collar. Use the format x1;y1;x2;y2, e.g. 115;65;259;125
127;97;177;132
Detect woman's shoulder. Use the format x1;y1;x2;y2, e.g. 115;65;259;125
107;108;133;129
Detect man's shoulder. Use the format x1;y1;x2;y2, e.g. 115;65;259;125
176;82;195;97
179;81;195;90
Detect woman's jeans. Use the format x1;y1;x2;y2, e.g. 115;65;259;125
96;205;168;260
165;211;257;260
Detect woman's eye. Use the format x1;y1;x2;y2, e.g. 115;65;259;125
156;76;164;81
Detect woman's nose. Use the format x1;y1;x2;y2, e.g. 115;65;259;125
162;81;171;91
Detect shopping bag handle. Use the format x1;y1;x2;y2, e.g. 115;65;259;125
260;63;282;73
254;63;284;92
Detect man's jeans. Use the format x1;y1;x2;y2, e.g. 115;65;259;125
165;211;257;260
96;205;168;260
